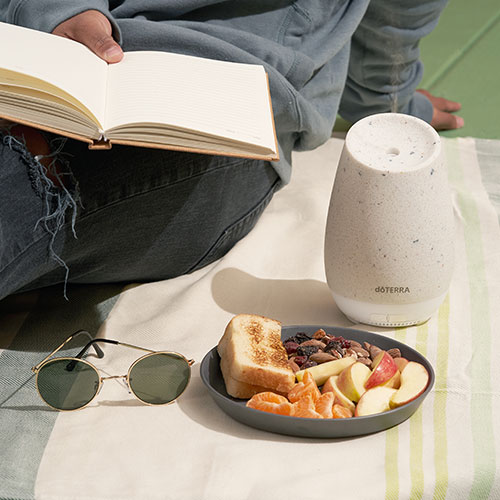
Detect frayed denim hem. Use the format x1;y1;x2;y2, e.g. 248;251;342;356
1;132;81;299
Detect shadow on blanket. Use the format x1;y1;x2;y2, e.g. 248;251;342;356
211;267;351;327
0;283;123;410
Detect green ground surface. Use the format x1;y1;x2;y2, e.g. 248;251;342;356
420;0;500;139
335;1;499;139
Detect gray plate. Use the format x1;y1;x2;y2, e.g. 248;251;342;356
200;325;435;438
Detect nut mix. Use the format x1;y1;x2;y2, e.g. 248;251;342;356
283;329;402;371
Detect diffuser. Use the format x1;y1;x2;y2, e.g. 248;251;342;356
324;113;454;327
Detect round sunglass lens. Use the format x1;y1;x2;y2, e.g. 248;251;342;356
37;359;100;411
129;353;191;405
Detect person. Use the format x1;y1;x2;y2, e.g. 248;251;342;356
0;0;463;302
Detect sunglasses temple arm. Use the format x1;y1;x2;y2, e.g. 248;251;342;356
32;330;104;372
73;338;120;360
70;338;155;366
63;338;118;372
73;330;105;358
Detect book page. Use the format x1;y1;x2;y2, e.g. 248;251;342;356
104;51;276;152
0;22;107;127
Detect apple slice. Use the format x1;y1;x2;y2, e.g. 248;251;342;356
364;351;398;390
383;369;401;389
394;357;409;373
295;356;355;386
336;362;371;402
389;361;429;408
322;375;356;412
355;386;397;417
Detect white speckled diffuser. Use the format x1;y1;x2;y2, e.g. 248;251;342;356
324;113;454;327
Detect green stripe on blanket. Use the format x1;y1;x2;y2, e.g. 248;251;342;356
447;139;496;499
433;295;450;499
0;285;122;500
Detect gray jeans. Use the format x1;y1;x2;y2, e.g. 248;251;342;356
0;133;280;301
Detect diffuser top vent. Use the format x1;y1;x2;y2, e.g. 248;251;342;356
345;113;440;173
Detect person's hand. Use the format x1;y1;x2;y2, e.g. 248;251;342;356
416;89;464;131
52;10;123;64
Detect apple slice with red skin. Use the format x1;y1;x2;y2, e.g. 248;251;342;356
389;361;429;409
322;375;356;412
383;369;401;389
355;386;397;416
364;351;398;390
336;362;371;402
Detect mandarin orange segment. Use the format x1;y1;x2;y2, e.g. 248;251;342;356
246;392;294;416
271;402;294;416
293;394;316;411
293;407;323;418
291;395;323;418
288;378;321;403
288;382;305;403
249;392;288;405
332;403;353;419
302;371;316;386
315;392;335;418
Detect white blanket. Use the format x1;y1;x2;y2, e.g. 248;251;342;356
1;136;499;499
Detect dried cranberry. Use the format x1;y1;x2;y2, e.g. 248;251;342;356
293;356;307;366
284;341;299;355
332;336;351;348
296;345;319;357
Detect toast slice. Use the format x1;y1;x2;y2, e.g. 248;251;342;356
219;356;270;399
218;314;295;397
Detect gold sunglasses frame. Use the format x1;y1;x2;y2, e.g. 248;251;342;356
32;330;195;411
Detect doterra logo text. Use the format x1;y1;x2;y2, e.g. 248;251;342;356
374;286;410;293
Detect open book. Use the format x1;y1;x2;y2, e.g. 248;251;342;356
0;22;279;161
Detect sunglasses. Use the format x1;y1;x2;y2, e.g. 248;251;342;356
31;330;194;411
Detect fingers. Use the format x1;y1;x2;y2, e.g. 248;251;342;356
431;108;464;131
432;96;461;113
416;89;464;131
53;10;123;64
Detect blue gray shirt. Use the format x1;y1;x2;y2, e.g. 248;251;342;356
0;0;446;183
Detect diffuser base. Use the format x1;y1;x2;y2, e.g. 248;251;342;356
331;292;448;327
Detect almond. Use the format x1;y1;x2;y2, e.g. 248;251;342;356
309;352;336;364
301;339;327;349
387;348;401;358
369;345;382;360
351;346;370;358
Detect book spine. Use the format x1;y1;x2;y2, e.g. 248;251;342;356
89;138;112;150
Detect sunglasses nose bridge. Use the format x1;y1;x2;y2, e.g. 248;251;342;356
101;374;128;383
101;374;131;392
